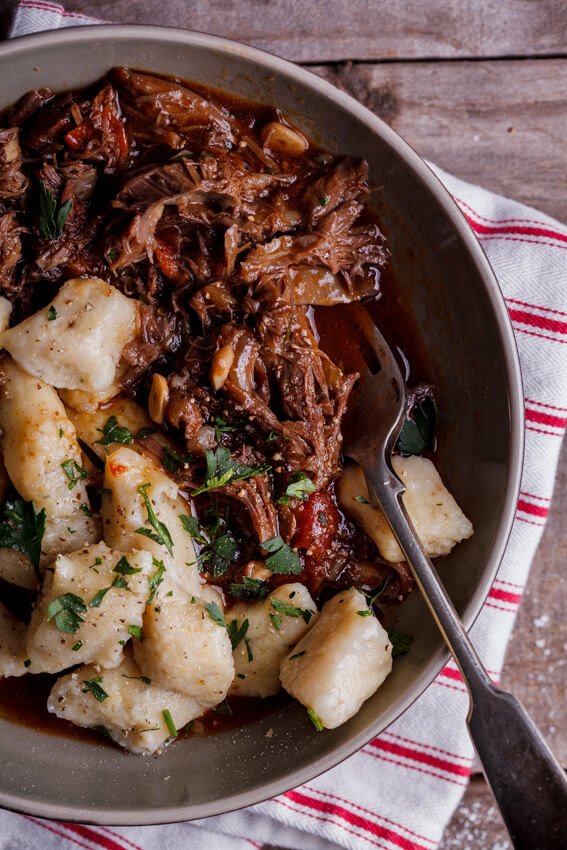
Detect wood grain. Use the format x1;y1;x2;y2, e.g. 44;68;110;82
312;59;567;223
64;0;567;63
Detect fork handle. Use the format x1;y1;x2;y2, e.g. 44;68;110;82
367;464;567;848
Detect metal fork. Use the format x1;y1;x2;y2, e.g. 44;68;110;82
341;303;567;850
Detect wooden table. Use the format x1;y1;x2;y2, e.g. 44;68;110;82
2;1;565;845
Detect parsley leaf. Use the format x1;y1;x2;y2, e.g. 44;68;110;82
114;555;142;576
46;592;87;634
226;617;249;651
88;586;112;608
271;597;314;624
147;557;166;605
388;627;413;658
81;676;109;702
38;180;72;239
276;471;316;506
262;536;302;575
122;674;152;685
204;600;225;627
95;416;135;447
269;612;283;631
61;459;88;489
47;305;57;321
199;531;238;578
135;427;156;439
213;415;237;442
179;514;207;544
0;498;46;580
229;576;269;601
135;483;174;555
354;495;370;505
396;396;437;457
191;447;271;496
163;447;192;474
363;578;389;606
128;624;142;639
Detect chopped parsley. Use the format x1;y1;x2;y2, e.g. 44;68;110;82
396;395;437;457
229;576;269;601
58;426;64;438
214;698;234;716
191;447;270;496
262;536;302;575
47;305;57;321
95;416;136;447
308;707;324;731
199;531;238;578
270;597;314;625
276;471;316;506
122;674;151;685
213;415;237;442
163;447;192;474
354;495;370;505
61;459;88;489
23;658;31;668
363;578;389;607
179;514;205;543
182;509;239;578
0;498;46;580
88;586;112;608
71;640;83;651
269;612;283;631
135;427;156;439
114;555;142;576
46;592;87;634
38;180;72;239
357;609;372;617
226;617;249;651
388;627;413;658
162;708;177;738
92;724;112;739
245;637;253;662
147;557;166;605
204;600;225;627
135;483;174;555
319;196;328;206
79;503;93;516
128;624;142;639
81;676;109;702
289;650;305;660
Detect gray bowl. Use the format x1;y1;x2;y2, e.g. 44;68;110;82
0;25;523;824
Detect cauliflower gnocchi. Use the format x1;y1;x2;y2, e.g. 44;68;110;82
0;69;475;751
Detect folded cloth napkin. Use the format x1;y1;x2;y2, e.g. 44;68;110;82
3;4;567;849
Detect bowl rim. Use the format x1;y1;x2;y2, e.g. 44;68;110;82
0;23;525;824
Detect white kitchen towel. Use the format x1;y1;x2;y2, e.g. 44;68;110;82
3;4;567;850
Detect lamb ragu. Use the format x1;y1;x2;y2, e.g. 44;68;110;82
0;69;473;751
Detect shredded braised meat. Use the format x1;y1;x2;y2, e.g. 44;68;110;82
0;67;416;607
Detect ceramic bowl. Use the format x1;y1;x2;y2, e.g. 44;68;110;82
0;25;523;824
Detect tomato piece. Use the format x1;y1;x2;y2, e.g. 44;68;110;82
154;238;180;280
292;491;339;557
101;109;129;159
64;122;96;151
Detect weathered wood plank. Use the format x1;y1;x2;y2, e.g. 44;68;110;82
497;435;567;767
62;0;567;63
312;59;567;223
438;776;511;849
